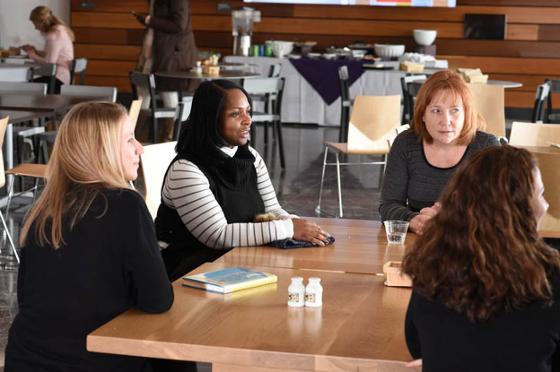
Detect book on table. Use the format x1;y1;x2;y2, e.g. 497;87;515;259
182;267;278;294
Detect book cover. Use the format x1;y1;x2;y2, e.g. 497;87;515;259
182;267;278;294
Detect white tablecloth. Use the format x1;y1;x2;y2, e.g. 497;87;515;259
226;56;408;126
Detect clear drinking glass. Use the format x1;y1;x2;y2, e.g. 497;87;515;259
383;220;410;245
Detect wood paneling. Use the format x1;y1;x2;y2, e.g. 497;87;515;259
71;0;560;107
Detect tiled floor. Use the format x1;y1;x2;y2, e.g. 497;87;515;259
0;124;385;369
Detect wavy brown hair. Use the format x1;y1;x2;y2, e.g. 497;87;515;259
411;69;482;145
402;145;560;322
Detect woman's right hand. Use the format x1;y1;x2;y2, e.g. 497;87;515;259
292;218;330;246
409;203;440;235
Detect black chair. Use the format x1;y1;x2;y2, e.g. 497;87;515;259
243;77;286;168
70;58;88;85
129;71;178;143
33;63;57;94
545;79;560;123
532;81;551;123
338;65;351;142
400;74;427;125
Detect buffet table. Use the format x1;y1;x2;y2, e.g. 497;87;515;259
225;55;438;126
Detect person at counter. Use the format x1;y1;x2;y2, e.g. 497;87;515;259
22;5;74;94
5;102;173;372
402;145;560;371
156;80;330;281
379;69;499;234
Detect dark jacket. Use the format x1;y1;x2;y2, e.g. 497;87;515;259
150;0;197;91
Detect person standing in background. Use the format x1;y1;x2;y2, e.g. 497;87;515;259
22;6;74;94
134;0;197;142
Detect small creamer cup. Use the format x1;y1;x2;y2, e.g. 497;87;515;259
384;220;409;245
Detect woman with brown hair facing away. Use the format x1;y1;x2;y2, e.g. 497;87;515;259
5;102;173;372
22;5;74;93
402;145;560;372
379;70;499;235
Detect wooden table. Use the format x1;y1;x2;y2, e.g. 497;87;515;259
216;218;415;275
88;263;413;372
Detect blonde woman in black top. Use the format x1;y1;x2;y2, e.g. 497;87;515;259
5;102;173;372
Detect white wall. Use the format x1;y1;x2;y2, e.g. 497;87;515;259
0;0;69;49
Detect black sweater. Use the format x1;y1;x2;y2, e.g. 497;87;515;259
405;273;560;372
379;130;499;222
6;188;173;372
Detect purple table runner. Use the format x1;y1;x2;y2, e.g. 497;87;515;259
289;58;364;105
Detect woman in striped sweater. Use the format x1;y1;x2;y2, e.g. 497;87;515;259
155;80;329;280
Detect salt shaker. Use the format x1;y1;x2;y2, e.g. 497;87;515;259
305;277;323;307
287;277;305;307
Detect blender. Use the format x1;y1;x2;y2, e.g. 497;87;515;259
232;8;261;56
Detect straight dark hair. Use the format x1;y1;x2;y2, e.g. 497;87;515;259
176;80;253;156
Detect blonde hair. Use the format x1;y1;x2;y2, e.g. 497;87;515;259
20;102;131;248
30;6;75;41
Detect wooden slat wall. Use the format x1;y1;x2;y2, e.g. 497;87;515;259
71;0;560;108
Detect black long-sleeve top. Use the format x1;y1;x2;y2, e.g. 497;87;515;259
5;188;173;372
379;129;499;222
405;273;560;372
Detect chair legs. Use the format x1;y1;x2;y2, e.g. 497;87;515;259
273;120;285;169
315;146;329;216
0;209;19;264
335;152;343;218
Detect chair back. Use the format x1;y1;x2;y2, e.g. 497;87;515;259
531;81;551;123
0;67;32;82
140;141;177;219
0;117;9;188
129;71;157;108
0;82;47;95
33;63;57;93
509;122;560;147
243;77;283;117
400;74;426;125
128;99;143;131
347;95;401;153
468;83;506;137
60;85;117;102
268;63;282;78
70;58;88;85
533;151;560;237
338;65;351;141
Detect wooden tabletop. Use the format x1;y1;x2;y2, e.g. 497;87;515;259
216;218;415;275
0;94;110;112
156;70;261;80
88;263;413;371
517;145;560;154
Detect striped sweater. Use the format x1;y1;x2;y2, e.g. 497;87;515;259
161;146;294;249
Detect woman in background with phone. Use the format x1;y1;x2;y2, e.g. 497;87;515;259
22;6;74;94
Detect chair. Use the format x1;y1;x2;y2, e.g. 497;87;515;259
60;85;117;102
0;82;47;95
0;66;32;82
243;77;286;168
532;82;551;123
400;74;426;125
0;117;22;263
545;79;560;123
139;141;177;219
338;65;351;142
268;63;281;78
532;151;560;238
129;71;177;143
33;63;57;94
316;95;401;217
70;58;88;85
128;99;143;131
509;122;560;147
468;83;506;138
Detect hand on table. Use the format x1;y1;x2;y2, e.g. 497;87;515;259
409;202;441;235
406;359;422;368
292;218;331;246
